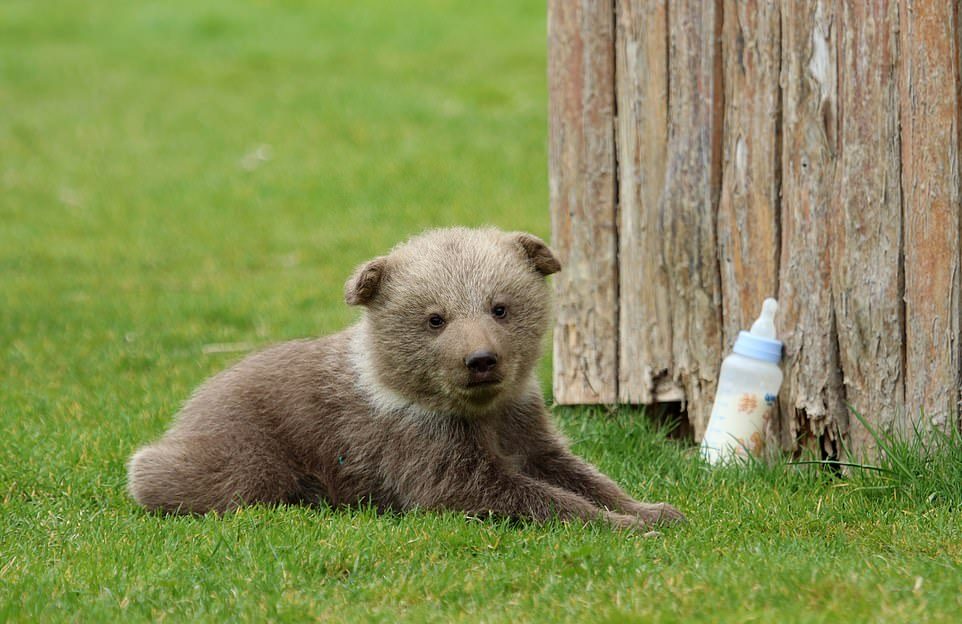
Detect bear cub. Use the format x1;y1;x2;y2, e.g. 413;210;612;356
127;227;684;531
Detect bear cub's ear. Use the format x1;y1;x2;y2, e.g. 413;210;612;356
345;257;388;306
511;232;562;276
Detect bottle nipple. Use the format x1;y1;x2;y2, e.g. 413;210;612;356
749;298;778;340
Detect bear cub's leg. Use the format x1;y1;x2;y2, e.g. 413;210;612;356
440;453;654;532
127;433;304;514
523;444;684;525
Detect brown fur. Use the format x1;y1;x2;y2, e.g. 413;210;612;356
127;227;684;531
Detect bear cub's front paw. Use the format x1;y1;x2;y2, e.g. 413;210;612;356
627;501;686;526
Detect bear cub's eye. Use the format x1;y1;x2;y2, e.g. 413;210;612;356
428;314;446;329
491;305;508;320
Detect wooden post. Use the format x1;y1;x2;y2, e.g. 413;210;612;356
832;0;904;454
899;0;962;430
660;0;725;436
717;0;781;348
615;0;680;404
777;1;846;453
548;0;618;404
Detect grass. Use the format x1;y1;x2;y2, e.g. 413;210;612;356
3;0;962;621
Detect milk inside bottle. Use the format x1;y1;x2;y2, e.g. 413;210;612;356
700;298;784;465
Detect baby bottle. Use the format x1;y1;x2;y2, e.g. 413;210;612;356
700;298;784;465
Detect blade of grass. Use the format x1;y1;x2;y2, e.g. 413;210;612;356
788;460;896;475
848;405;914;479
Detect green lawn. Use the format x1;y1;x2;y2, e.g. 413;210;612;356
3;1;962;621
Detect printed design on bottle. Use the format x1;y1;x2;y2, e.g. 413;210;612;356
730;392;771;457
737;394;758;414
703;392;773;461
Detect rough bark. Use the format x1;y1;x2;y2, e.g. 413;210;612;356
777;1;847;454
662;0;725;436
717;0;781;347
615;0;681;404
832;0;904;455
899;0;962;430
548;0;618;404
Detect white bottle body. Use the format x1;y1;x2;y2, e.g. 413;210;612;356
700;352;784;464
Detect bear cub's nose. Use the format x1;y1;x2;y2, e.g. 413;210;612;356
465;350;499;384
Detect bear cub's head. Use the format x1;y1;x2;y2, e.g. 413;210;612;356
346;227;560;415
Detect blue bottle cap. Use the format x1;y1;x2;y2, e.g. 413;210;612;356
733;331;782;363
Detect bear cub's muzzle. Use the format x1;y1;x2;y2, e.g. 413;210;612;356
464;349;501;387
